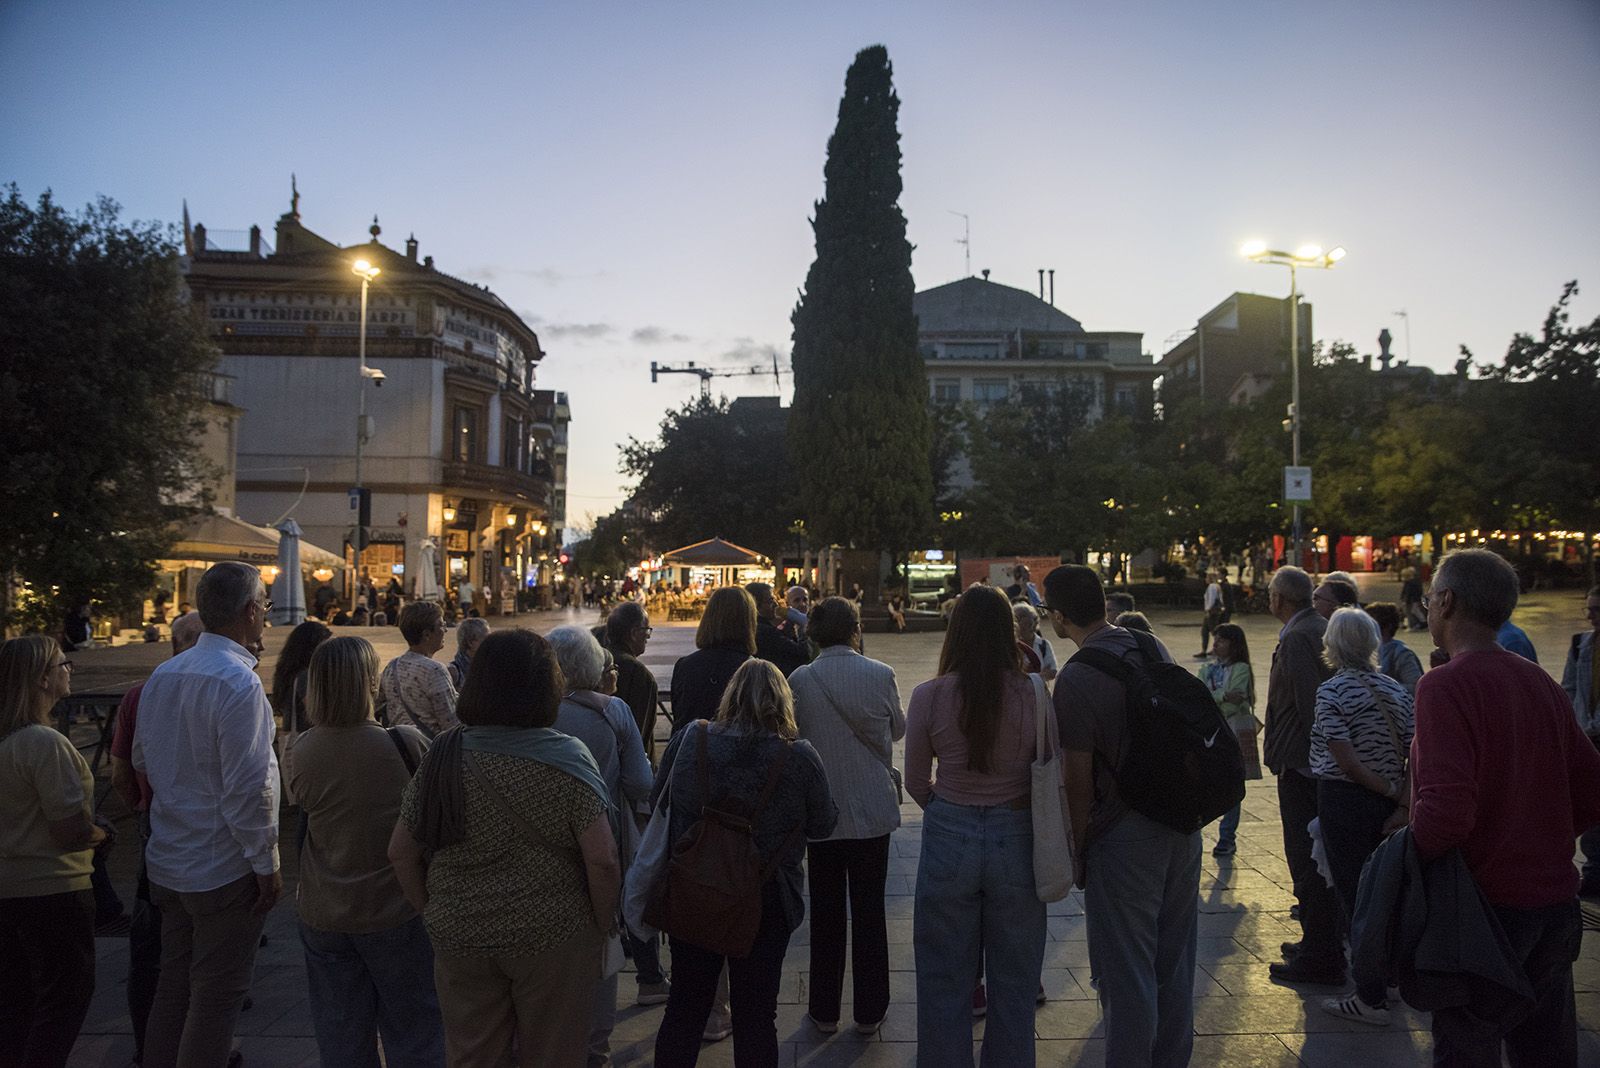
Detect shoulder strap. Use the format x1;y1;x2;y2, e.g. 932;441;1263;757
1070;645;1137;684
387;726;419;777
463;750;561;851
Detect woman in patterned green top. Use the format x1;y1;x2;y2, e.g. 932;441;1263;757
388;629;621;1068
1202;623;1260;857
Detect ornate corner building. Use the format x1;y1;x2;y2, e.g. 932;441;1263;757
181;188;569;613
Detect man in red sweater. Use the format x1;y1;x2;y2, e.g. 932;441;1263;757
1411;549;1600;1066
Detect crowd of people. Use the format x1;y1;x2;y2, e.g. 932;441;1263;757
3;555;1599;1067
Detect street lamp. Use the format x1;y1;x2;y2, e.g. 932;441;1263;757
351;258;381;601
1241;240;1346;566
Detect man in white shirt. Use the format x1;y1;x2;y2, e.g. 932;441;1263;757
133;561;280;1068
1198;572;1223;659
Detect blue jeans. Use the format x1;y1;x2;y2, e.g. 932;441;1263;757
1084;809;1201;1068
1216;803;1241;845
914;796;1046;1068
299;916;445;1068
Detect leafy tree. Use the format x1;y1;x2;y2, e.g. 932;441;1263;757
1;186;216;632
620;395;794;557
789;45;932;570
568;509;636;578
1478;280;1600;580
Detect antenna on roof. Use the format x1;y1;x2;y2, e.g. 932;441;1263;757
947;210;970;277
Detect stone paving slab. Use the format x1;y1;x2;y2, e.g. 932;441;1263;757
65;596;1600;1066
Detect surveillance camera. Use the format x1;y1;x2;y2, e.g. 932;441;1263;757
362;367;386;387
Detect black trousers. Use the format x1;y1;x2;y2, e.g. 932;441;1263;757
128;827;164;1062
0;888;96;1068
806;835;891;1025
655;882;792;1068
1277;770;1343;964
1431;900;1581;1067
1317;778;1394;1003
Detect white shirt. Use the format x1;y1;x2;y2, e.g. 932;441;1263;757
1204;582;1222;612
133;632;280;892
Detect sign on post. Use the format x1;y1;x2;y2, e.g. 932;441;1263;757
1284;466;1313;503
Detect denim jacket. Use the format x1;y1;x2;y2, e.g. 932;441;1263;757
1563;630;1597;734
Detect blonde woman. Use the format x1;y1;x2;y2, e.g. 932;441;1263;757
652;659;837;1067
0;635;105;1067
289;637;442;1067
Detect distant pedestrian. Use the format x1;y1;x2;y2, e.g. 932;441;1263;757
290;636;443;1068
1218;572;1237;624
1263;566;1343;986
906;585;1045;1067
1364;603;1423;698
1563;584;1600;897
108;612;204;1066
669;587;757;732
548;625;654;1066
790;597;905;1036
378;602;458;739
651;660;837;1067
1199;571;1224;658
134;561;282;1068
1046;564;1198;1067
782;585;810;643
388;629;619;1067
1412;551;1600;1063
1310;608;1413;1025
1399;568;1425;630
446;617;489;691
0;635;103;1068
1203;622;1259;857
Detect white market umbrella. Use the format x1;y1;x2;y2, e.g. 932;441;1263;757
416;538;442;601
268;519;307;626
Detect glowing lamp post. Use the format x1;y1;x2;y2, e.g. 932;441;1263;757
351;258;381;601
1239;241;1346;566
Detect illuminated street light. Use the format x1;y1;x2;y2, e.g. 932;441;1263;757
351;258;382;600
1241;241;1347;565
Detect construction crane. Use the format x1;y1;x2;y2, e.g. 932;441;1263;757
650;354;787;399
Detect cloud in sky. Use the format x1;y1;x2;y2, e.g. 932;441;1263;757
719;337;783;365
521;312;614;341
465;265;570;286
631;325;692;345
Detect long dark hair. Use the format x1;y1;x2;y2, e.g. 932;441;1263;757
937;585;1021;774
271;620;332;716
1211;622;1255;704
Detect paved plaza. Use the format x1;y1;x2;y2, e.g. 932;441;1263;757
62;578;1600;1066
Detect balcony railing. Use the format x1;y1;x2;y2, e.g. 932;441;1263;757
442;460;552;505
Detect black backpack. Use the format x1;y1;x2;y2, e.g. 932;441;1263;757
1068;631;1246;834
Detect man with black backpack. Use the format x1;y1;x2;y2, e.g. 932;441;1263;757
1045;564;1240;1068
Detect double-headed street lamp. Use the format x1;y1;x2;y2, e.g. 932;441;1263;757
351;258;382;602
1240;240;1346;566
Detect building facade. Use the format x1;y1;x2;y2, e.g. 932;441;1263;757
1157;291;1313;409
182;193;568;613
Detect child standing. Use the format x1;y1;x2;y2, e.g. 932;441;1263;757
1202;623;1261;856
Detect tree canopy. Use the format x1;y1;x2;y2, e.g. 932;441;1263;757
788;45;932;562
1;186;216;631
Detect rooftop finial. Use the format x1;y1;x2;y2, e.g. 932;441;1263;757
290;173;300;219
370;214;381;241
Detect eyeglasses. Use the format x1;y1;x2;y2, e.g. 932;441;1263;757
256;599;273;613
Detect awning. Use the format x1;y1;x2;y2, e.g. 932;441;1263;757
660;537;769;567
165;511;344;570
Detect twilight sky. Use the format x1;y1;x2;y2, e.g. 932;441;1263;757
6;1;1598;531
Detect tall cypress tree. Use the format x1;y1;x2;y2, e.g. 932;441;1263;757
789;45;932;573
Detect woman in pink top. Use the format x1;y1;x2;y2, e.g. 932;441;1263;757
906;586;1045;1068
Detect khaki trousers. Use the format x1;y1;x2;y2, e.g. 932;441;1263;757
144;873;266;1068
433;922;603;1068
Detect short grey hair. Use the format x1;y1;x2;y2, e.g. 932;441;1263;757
605;600;649;647
196;562;261;632
170;611;204;652
547;625;605;692
1433;549;1519;629
1323;606;1380;672
1270;566;1314;609
456;617;490;651
1012;602;1039;624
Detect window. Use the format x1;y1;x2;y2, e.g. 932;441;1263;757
1114;386;1137;412
972;379;1010;406
941;342;1002;360
931;378;961;404
1074;341;1109;361
503;417;521;468
454;406;479;463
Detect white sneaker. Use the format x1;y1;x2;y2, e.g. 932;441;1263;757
1320;994;1390;1026
702;1009;733;1042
